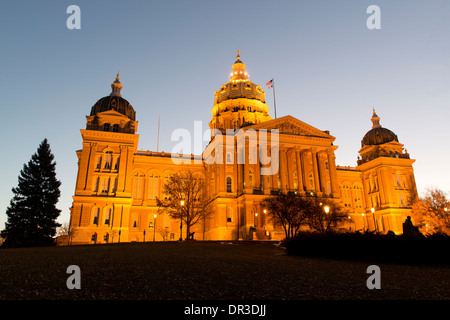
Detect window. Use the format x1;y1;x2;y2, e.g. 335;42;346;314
104;151;113;169
92;176;99;193
103;123;110;131
112;124;119;132
148;173;160;199
353;185;363;208
114;157;120;170
92;207;100;225
226;177;232;193
226;153;232;164
163;175;171;200
132;173;145;199
227;207;233;223
341;184;351;208
96;156;102;170
101;177;110;194
104;208;111;225
325;161;329;170
309;173;314;191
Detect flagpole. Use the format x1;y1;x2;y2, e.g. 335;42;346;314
157;115;160;152
272;78;277;119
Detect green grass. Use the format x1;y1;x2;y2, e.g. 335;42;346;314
0;241;448;300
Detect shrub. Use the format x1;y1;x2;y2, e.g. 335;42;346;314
284;231;450;266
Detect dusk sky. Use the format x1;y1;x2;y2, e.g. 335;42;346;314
1;0;449;229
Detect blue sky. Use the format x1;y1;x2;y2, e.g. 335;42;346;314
1;0;450;229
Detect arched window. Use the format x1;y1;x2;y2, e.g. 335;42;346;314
148;173;160;199
103;123;110;131
226;177;232;193
132;173;145;200
112;124;119;132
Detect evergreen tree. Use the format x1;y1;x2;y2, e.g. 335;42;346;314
1;139;61;247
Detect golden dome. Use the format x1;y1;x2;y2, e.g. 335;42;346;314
214;51;265;104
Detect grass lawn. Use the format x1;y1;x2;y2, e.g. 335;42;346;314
0;241;448;300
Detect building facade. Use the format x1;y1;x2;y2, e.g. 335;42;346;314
69;53;418;244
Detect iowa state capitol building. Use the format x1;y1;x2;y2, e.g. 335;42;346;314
68;53;418;244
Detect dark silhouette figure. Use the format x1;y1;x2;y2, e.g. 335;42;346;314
402;216;421;237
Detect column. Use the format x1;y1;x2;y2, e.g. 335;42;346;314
327;149;339;197
311;148;320;193
279;147;287;193
243;140;250;192
286;149;294;192
295;149;304;192
317;151;327;194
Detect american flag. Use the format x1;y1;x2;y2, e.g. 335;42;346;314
266;79;273;88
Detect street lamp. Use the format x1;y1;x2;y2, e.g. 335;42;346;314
371;207;378;232
179;200;185;242
324;206;330;214
153;214;157;242
255;213;258;227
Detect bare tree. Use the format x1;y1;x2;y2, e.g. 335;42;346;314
305;194;348;233
158;227;170;241
262;192;310;239
156;170;214;240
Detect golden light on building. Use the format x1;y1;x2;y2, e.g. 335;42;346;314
68;52;419;244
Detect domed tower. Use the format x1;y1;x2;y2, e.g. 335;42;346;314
209;51;272;136
356;109;417;235
86;73;138;134
70;74;140;244
358;109;406;164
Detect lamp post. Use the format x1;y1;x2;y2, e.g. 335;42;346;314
143;230;146;242
362;213;366;231
255;213;258;228
153;214;157;242
323;206;330;232
371;207;378;232
179;200;185;242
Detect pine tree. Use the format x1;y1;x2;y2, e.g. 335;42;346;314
1;139;61;247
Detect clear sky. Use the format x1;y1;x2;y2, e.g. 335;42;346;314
1;0;449;230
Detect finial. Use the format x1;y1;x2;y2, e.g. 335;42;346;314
370;108;381;129
110;72;123;97
236;49;240;59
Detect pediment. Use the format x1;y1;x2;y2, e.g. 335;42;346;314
247;115;334;140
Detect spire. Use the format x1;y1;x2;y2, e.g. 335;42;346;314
230;50;248;81
371;108;381;129
110;72;122;97
235;49;242;63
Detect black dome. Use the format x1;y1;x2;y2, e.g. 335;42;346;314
362;127;398;147
90;95;136;121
